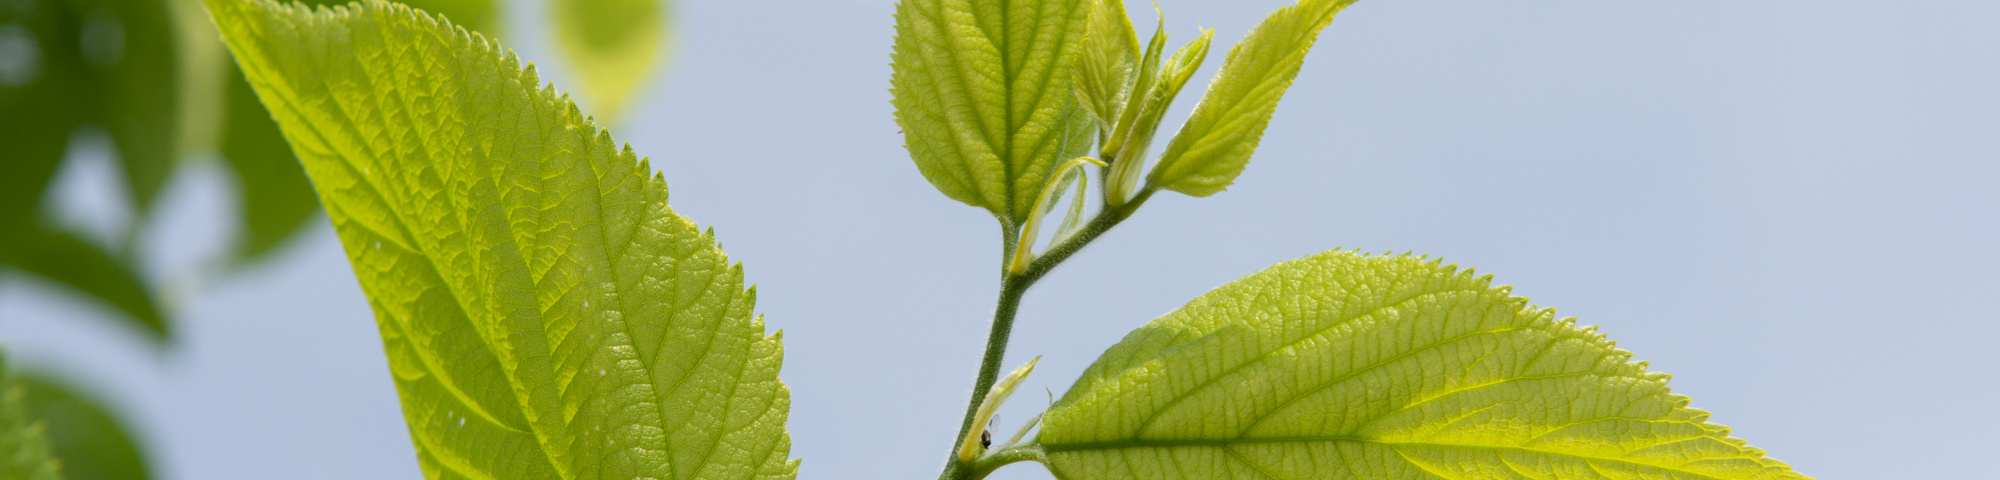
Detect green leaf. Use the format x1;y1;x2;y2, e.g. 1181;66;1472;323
18;373;150;480
1149;0;1352;197
1036;250;1809;480
552;0;668;124
294;0;496;34
1073;0;1138;133
0;0;180;216
890;0;1095;225
207;0;796;478
0;225;170;342
0;0;172;343
0;351;64;480
1101;19;1210;206
220;59;319;265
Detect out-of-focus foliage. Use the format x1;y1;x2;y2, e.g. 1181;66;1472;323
0;0;176;342
554;0;666;124
17;374;149;480
0;351;63;480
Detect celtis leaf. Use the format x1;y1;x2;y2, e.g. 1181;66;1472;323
1148;0;1352;197
890;0;1094;225
1073;0;1138;133
207;1;796;478
18;373;150;480
1037;250;1809;480
220;59;319;266
0;351;63;480
295;0;496;34
552;0;667;125
0;226;169;341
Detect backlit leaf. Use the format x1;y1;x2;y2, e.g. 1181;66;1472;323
208;0;796;478
1073;0;1138;133
1037;250;1809;480
890;0;1094;225
1148;0;1351;197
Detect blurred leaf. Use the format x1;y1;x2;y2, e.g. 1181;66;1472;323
1;0;89;228
209;0;798;478
70;0;181;214
1149;0;1351;197
552;0;667;124
0;350;63;480
219;59;318;265
0;0;170;343
0;226;169;342
1036;251;1810;480
18;374;148;480
890;0;1095;225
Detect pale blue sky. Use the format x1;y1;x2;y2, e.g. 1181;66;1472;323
2;1;1994;479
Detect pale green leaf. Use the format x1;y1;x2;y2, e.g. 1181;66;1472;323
1073;0;1138;133
1149;0;1352;197
890;0;1094;225
207;1;795;478
0;351;63;480
552;0;668;124
1102;21;1209;205
18;373;150;480
1036;250;1809;480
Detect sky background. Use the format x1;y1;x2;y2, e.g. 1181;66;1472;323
2;0;1996;478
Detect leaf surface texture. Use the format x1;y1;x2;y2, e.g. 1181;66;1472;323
1038;251;1809;480
1149;0;1349;197
208;0;795;478
890;0;1095;224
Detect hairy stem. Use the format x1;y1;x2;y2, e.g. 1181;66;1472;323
939;187;1158;480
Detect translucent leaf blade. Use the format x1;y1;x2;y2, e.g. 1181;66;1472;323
18;373;151;480
552;0;667;124
1148;0;1352;197
1073;0;1138;131
207;1;795;478
890;0;1093;224
1038;250;1809;480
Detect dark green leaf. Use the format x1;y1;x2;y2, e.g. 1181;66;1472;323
0;350;63;480
220;59;319;265
18;373;149;480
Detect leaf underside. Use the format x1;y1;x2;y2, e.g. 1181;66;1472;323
890;0;1095;224
1149;0;1353;197
207;0;795;478
1037;250;1809;480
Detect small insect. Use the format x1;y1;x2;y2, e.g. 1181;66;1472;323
979;414;999;450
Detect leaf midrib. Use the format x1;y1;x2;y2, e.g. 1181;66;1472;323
1041;437;1740;480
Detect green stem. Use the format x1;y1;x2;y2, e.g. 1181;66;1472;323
938;187;1158;480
